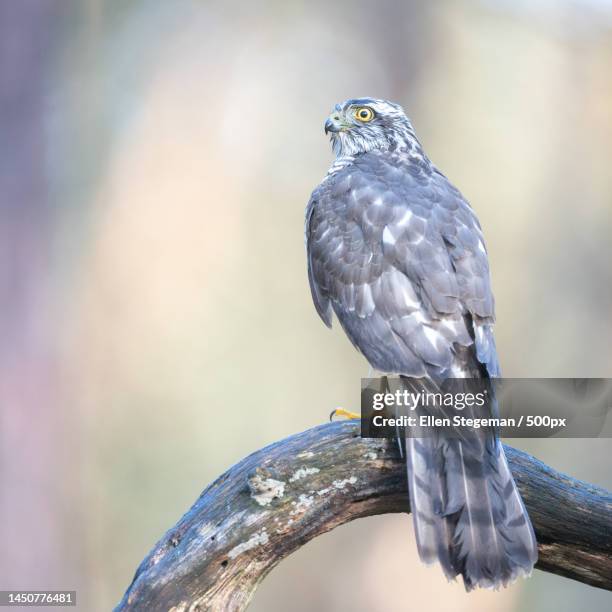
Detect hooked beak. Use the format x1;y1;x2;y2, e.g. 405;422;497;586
324;114;346;135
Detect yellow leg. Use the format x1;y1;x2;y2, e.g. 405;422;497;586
329;407;361;421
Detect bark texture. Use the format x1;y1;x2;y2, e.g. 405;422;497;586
115;422;612;611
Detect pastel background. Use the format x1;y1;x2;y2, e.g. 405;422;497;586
1;1;611;610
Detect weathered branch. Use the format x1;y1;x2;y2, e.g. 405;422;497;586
115;422;612;611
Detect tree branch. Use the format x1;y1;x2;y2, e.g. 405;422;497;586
115;422;612;611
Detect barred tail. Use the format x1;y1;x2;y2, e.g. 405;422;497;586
406;432;538;590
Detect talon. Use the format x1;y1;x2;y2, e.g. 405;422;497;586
330;408;361;421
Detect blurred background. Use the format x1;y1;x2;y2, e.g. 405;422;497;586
1;0;611;610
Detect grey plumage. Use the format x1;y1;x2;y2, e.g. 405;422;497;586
306;98;537;590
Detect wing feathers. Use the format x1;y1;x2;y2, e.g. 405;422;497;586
306;150;537;590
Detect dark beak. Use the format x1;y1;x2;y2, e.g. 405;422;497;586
324;117;339;135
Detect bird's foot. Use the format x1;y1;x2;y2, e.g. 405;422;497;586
329;408;361;421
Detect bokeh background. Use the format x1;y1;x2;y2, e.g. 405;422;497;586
1;0;612;610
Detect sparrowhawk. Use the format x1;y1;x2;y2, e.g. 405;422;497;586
305;97;537;590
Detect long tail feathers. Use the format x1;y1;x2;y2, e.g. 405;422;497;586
406;433;538;591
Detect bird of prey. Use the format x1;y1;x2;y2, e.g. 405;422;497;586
305;98;538;590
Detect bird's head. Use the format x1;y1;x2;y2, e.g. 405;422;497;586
324;98;420;158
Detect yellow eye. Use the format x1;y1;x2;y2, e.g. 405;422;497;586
354;107;374;122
